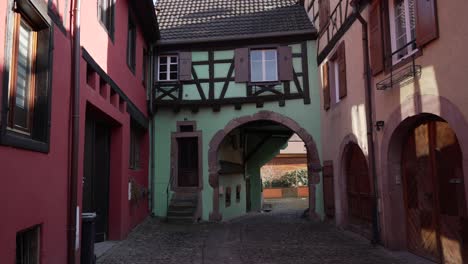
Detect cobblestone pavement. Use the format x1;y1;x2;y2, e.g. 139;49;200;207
98;199;431;264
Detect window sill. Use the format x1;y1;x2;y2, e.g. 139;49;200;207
249;81;281;86
0;130;49;153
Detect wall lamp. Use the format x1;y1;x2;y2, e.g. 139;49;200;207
375;121;385;131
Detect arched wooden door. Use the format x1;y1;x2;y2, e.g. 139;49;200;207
402;120;468;263
346;143;373;227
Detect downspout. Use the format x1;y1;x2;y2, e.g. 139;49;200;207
351;2;380;245
149;44;155;213
68;0;81;263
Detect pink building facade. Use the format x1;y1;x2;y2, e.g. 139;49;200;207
0;0;157;263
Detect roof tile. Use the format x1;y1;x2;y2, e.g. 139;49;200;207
156;0;314;42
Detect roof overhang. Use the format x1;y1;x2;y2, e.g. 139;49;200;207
156;28;317;47
129;0;160;44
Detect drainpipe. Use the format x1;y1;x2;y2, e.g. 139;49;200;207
149;44;155;213
68;0;81;263
351;1;380;245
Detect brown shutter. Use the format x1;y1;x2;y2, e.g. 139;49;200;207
278;46;293;81
369;0;384;76
323;161;335;218
415;0;438;47
319;0;330;30
337;42;347;99
178;52;192;81
322;62;330;111
235;48;249;83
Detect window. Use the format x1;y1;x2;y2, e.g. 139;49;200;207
330;60;340;104
389;0;417;63
129;122;144;170
225;187;231;207
158;55;178;81
142;49;147;86
250;49;278;82
126;13;136;72
16;225;40;264
98;0;115;38
1;1;53;152
322;42;346;111
236;185;241;203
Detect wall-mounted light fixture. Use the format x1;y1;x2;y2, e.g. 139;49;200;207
375;121;385;131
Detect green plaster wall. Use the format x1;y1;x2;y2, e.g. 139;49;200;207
157;43;307;101
152;41;323;221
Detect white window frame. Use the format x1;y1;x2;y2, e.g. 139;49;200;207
249;49;278;83
389;0;417;65
158;55;178;81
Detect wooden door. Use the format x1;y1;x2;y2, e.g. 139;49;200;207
402;121;467;263
433;122;467;264
83;118;111;242
402;123;440;262
323;161;335;218
346;144;372;225
177;137;199;187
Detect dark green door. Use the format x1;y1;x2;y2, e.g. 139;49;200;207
83;117;111;242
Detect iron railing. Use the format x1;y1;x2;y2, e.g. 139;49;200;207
376;40;422;90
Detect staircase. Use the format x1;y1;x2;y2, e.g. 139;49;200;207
167;192;198;224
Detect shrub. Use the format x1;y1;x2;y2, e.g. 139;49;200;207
263;169;308;188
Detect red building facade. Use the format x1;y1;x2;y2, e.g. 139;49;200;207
0;0;157;263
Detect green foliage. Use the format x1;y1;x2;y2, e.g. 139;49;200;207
263;169;308;188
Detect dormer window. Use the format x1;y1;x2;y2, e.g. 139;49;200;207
250;49;278;83
158;55;178;81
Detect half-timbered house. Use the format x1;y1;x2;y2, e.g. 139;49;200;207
151;0;322;222
307;0;468;262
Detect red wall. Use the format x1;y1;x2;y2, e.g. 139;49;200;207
78;0;150;246
0;0;151;263
0;1;72;263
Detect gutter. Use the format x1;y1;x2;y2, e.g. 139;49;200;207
68;0;81;263
351;2;381;245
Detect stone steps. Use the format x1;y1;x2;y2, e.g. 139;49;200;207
167;192;198;224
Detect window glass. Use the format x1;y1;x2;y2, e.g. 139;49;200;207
391;0;416;62
158;55;178;81
16;20;33;110
251;61;263;82
250;49;278;82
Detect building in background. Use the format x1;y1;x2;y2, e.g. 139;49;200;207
261;134;309;199
151;0;321;222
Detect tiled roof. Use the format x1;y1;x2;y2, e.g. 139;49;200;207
156;0;315;43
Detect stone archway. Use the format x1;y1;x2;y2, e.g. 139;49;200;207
379;94;468;250
208;111;322;221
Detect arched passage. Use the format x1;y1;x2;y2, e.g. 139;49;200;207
380;94;468;262
208;111;321;221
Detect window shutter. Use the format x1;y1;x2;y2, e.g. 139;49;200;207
415;0;438;47
178;52;192;81
323;161;335;218
337;42;347;99
32;28;52;142
369;0;384;76
234;48;249;83
319;0;330;30
322;62;330;111
278;46;293;81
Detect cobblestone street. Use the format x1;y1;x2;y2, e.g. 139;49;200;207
98;199;430;264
